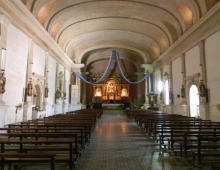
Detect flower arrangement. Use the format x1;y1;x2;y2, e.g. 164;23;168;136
33;106;45;112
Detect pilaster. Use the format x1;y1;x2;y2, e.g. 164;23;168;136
140;64;154;108
198;41;207;104
0;14;10;106
134;72;144;98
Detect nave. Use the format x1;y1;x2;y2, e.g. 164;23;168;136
20;110;214;170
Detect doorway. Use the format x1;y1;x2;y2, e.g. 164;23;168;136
189;85;199;117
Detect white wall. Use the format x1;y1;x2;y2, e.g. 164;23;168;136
205;30;220;121
4;24;28;124
46;55;56;116
163;65;169;76
32;44;45;76
153;69;161;106
185;46;200;77
64;70;70;113
55;64;64;114
172;57;183;114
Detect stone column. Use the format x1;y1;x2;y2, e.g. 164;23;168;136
140;64;154;108
81;71;88;108
25;39;34;103
22;38;35;121
134;72;144;99
54;62;59;114
62;68;66;114
169;62;173;104
198;41;209;119
198;41;207;104
180;54;187;103
43;50;49;106
169;62;174;114
0;15;10;127
0;14;10;105
71;64;84;110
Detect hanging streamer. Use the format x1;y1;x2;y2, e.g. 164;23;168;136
115;52;150;84
76;50;150;84
76;51;115;85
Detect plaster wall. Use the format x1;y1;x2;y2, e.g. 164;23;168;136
163;65;169;77
172;57;183;115
153;69;161;106
3;24;28;125
185;46;200;77
55;64;65;114
161;65;171;113
205;29;220;121
46;55;56;116
32;44;45;76
64;70;70;113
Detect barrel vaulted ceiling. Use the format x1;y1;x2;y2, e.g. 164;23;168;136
19;0;219;77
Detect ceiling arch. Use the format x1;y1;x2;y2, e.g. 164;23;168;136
20;0;219;78
65;30;159;63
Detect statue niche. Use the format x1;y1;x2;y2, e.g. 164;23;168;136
108;83;115;93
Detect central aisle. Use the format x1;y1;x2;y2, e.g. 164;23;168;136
75;110;192;170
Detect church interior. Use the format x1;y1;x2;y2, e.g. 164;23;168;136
0;0;220;170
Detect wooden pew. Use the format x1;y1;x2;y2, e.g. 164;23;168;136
8;122;91;146
0;127;86;151
0;153;56;170
153;119;211;139
191;137;220;167
66;109;103;119
21;119;93;138
158;123;220;149
182;131;220;156
168;126;220;150
146;117;205;138
44;116;97;127
0;132;78;170
124;109;162;121
135;112;166;128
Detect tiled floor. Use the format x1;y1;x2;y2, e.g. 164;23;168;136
20;110;217;170
75;110;197;170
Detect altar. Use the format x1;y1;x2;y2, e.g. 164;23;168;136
92;76;130;102
102;103;124;110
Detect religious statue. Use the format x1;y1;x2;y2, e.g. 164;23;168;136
27;81;33;96
45;85;49;98
55;87;61;99
181;85;185;98
169;88;172;100
199;80;206;97
121;88;128;97
0;76;6;94
108;83;115;92
95;87;102;96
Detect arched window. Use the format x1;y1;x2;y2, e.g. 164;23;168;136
189;85;199;117
165;80;169;105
